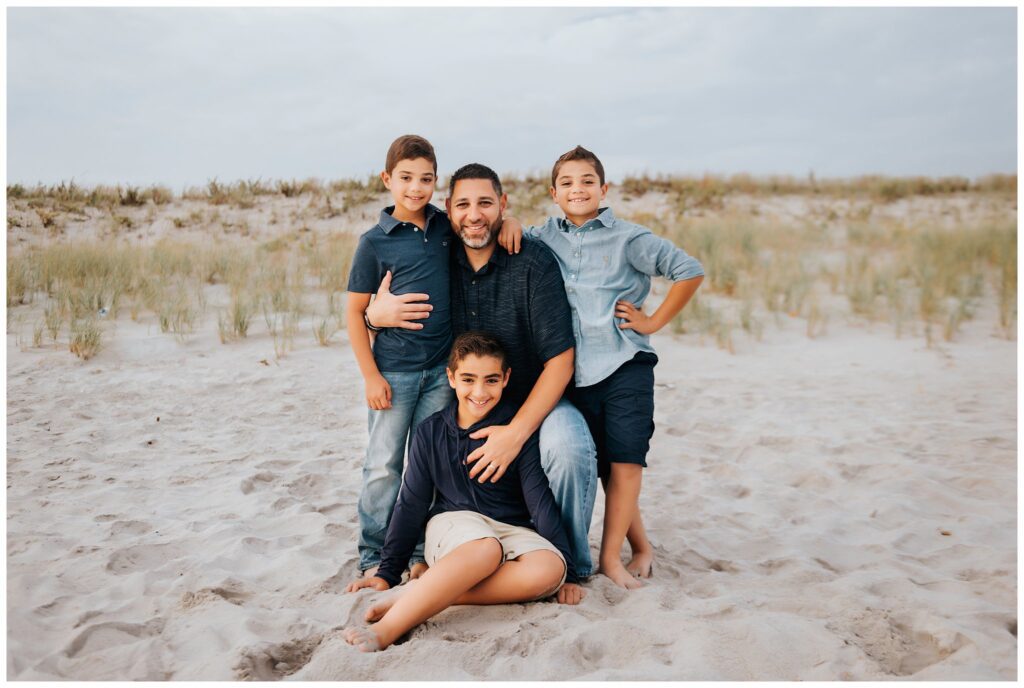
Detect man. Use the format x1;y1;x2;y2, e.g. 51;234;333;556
365;163;598;578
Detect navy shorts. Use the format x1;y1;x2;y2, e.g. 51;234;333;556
570;352;658;479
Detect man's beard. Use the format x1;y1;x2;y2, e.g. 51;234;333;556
457;218;501;249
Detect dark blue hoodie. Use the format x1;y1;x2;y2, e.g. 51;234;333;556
376;398;577;587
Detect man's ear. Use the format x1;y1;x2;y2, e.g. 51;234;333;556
499;193;509;215
380;171;391;190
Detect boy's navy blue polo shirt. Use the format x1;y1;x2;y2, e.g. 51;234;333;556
348;204;453;372
450;239;575;406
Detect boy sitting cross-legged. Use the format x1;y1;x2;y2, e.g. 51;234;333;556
343;331;584;652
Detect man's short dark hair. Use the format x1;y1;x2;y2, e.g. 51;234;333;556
385;134;437;175
551;145;605;186
448;163;503;197
447;331;509;372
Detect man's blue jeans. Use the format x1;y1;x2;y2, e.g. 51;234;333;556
539;399;598;578
357;364;453;572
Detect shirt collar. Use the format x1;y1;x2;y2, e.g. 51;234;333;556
378;203;440;234
558;206;615;232
455;241;509;273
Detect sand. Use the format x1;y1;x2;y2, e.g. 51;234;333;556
5;189;1017;680
6;300;1016;680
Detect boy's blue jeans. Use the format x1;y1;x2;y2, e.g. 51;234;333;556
357;364;453;572
538;399;598;578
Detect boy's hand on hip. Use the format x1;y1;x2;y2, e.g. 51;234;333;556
615;300;658;335
366;270;432;330
366;374;392;410
345;576;390;593
557;583;585;605
466;425;525;482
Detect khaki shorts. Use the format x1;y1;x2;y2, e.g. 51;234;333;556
424;511;567;597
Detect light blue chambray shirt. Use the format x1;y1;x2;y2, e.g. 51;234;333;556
525;207;704;387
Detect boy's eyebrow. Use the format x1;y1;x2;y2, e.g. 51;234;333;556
556;172;598;182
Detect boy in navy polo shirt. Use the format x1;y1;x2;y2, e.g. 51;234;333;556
346;135;521;580
343;331;583;653
524;145;705;590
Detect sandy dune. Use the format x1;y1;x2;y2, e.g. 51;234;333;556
6;297;1016;679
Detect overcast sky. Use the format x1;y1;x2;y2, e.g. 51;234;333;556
6;6;1018;188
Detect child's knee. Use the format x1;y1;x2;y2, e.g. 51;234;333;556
520;551;566;597
464;536;503;570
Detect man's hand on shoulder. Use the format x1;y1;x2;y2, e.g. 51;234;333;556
365;270;433;330
466;424;529;483
557;583;585;605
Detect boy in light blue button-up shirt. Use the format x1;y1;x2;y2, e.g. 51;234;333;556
524;145;704;590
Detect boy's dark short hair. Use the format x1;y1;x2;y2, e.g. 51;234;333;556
385;135;437;175
551;145;605;186
448;163;503;197
448;331;509;372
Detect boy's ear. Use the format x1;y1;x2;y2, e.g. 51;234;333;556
599;183;608;199
549;186;557;202
380;171;391;190
501;368;510;388
446;367;456;389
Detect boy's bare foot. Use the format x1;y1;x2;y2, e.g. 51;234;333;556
364;581;415;622
409;562;429;579
625;549;654;578
342;627;383;652
361;565;380;579
599;559;644;590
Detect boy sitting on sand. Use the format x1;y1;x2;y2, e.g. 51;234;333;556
524;146;704;589
346;135;521;581
343;331;583;652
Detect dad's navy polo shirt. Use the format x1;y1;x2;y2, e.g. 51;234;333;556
451;238;575;406
347;204;453;372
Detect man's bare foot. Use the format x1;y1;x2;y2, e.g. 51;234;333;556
342;627;384;652
409;562;429;579
361;565;380;579
599;559;643;590
625;549;654;578
364;581;415;622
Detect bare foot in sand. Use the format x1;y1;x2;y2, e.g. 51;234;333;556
342;627;383;653
600;558;644;589
409;562;429;580
361;565;379;579
625;549;654;579
364;581;415;622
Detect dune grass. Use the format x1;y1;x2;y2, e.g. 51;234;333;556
6;175;1015;358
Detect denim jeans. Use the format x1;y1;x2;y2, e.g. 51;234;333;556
357;364;453;572
538;399;598;578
